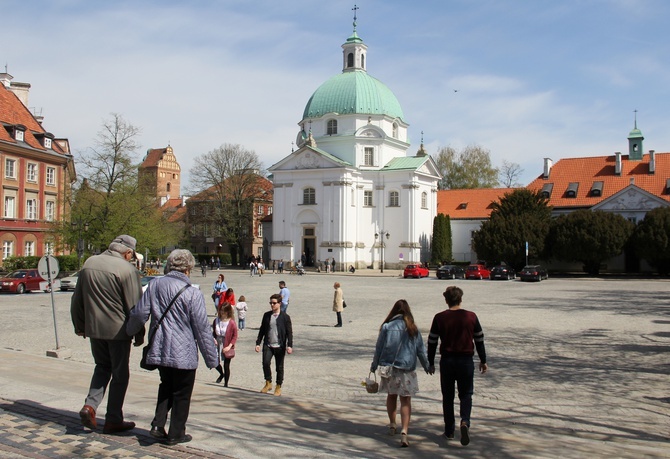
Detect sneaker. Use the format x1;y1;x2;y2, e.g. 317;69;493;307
388;424;397;436
460;423;470;446
444;432;454;440
400;432;409;447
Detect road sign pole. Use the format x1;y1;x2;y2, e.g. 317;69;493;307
46;257;60;349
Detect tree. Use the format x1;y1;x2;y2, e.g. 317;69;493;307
61;114;180;256
632;207;670;275
189;144;265;264
548;210;635;275
499;160;524;187
432;144;499;190
431;214;452;264
472;189;552;270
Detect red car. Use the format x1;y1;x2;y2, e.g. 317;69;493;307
0;269;46;294
403;264;429;279
465;264;490;280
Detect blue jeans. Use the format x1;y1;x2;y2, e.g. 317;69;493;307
440;356;475;435
238;318;246;330
280;303;288;313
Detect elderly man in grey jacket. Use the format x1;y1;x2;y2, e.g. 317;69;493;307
127;249;218;445
71;234;143;434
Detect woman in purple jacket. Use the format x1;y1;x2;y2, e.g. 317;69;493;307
127;249;218;446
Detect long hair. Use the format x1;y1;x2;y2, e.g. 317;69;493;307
218;302;234;320
380;299;419;337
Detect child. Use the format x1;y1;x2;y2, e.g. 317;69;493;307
235;295;248;330
212;302;238;386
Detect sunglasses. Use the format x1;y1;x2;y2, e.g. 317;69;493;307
269;301;279;305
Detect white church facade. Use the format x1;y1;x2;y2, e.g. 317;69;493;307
269;22;440;270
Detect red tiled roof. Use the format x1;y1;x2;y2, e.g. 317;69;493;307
141;147;169;168
526;153;670;208
0;84;66;154
437;188;516;219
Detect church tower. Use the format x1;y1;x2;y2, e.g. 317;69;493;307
139;145;181;205
628;112;644;161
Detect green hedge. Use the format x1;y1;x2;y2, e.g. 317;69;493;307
2;255;82;273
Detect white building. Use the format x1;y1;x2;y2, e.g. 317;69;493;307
269;22;440;271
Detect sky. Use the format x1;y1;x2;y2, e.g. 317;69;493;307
4;0;670;190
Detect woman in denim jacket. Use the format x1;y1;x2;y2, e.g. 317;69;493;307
370;299;432;448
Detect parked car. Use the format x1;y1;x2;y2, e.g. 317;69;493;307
436;265;465;279
59;272;79;291
519;265;549;282
489;265;516;280
403;264;429;279
0;269;46;294
465;264;491;280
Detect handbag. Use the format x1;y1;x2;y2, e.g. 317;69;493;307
363;372;379;393
223;346;235;358
378;365;393;379
140;283;190;371
343;300;347;308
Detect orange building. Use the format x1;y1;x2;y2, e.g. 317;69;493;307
0;73;76;263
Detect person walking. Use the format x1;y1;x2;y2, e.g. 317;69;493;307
278;281;290;313
235;295;248;330
255;293;293;396
212;302;238;387
427;286;487;446
212;274;227;307
331;257;336;273
71;235;144;434
370;299;431;448
332;282;344;327
126;249;218;446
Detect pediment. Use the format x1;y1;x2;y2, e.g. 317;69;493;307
593;185;669;211
268;146;351;172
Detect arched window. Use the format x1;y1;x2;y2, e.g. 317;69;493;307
421;191;428;209
361;54;365;69
327;119;338;135
166;183;171;192
392;123;398;138
347;53;354;68
303;187;316;205
389;191;399;207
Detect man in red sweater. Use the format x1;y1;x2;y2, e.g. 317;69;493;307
427;286;488;446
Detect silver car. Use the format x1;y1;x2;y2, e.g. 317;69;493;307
59;272;79;291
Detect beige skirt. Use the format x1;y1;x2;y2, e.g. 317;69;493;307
379;368;419;397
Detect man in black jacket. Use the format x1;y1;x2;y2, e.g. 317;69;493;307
255;293;293;396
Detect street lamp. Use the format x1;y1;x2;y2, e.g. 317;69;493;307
72;219;89;270
374;230;390;273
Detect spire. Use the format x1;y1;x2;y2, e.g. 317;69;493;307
342;5;367;72
416;131;427;157
628;110;644;161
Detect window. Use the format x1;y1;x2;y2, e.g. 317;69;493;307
389;191;399;207
45;201;55;221
364;147;374;166
26;198;37;220
44;138;52;149
361;54;365;69
364;190;373;206
327;119;337;135
27;163;37;182
2;241;13;259
257;205;264;215
44;241;54;255
4;196;15;218
5;159;16;179
15;130;24;142
268;206;273;214
166;183;171;192
347;52;354;68
46;167;56;185
303;187;316;205
421;192;428;209
392;123;398;138
24;241;34;257
566;182;578;198
258;224;263;237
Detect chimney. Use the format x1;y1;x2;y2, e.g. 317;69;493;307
543;158;553;178
0;72;12;88
649;150;656;174
615;152;622;175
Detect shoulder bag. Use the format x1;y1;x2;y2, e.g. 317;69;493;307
140;283;190;371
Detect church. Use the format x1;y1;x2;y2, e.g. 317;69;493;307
268;18;440;271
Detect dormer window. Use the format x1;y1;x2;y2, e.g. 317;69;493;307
591;181;603;197
458;202;468;209
566;182;578;198
540;183;553;199
327;119;337;135
44;138;52;149
15;129;24;142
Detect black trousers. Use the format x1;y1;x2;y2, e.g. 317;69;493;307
87;338;131;424
152;366;196;440
262;346;286;385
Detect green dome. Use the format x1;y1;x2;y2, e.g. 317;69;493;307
302;70;405;121
628;127;643;138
